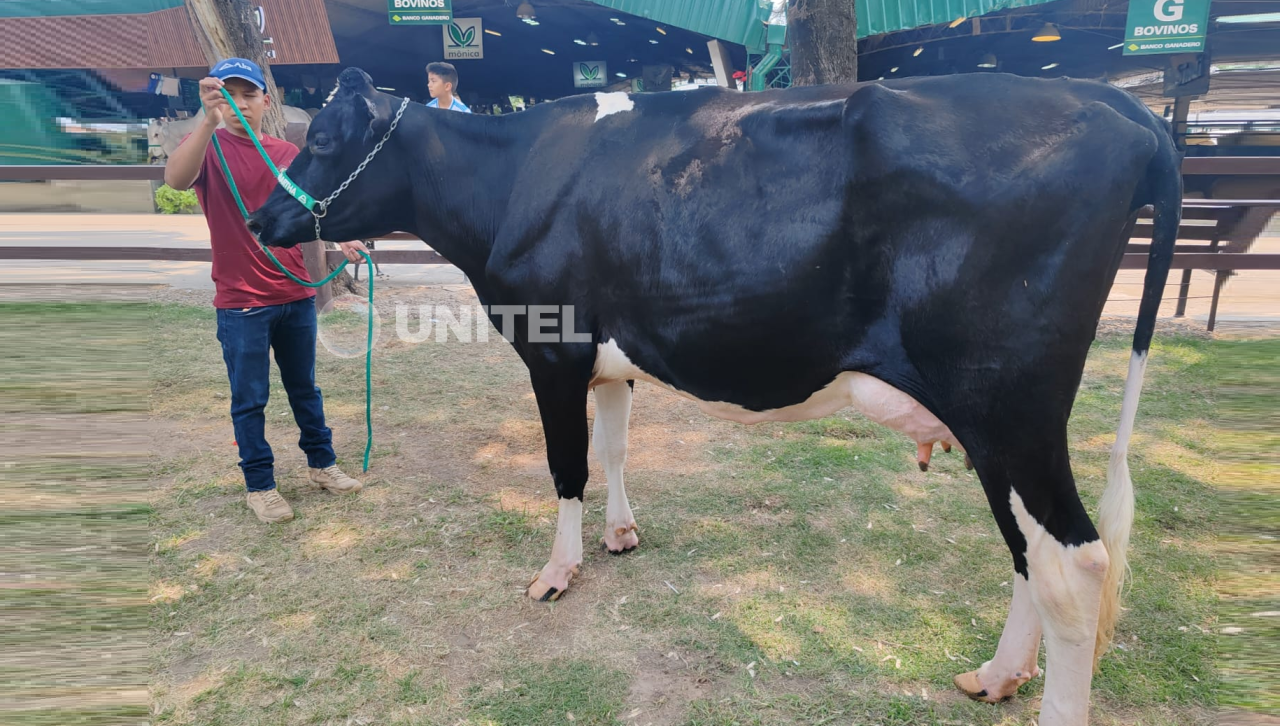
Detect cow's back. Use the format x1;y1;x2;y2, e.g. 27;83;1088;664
488;75;1161;413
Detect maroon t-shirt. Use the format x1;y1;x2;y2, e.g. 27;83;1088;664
190;129;314;309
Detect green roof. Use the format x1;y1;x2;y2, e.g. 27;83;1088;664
1;0;1062;45
0;0;184;18
0;80;80;164
586;0;1060;47
583;0;773;51
858;0;1060;38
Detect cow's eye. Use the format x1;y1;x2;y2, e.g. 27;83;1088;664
311;134;333;153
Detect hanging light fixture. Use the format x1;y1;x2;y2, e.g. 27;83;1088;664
587;32;600;46
516;2;535;20
1032;23;1062;41
977;53;998;68
1041;62;1060;69
913;46;924;57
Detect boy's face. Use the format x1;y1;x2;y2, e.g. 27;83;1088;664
427;73;454;99
223;77;270;132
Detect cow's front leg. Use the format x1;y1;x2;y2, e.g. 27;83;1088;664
525;369;591;602
594;380;638;553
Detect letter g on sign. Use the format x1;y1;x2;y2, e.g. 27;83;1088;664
1155;0;1184;23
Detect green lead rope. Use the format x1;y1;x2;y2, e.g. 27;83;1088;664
208;88;374;473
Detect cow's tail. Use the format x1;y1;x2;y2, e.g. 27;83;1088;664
1095;121;1182;664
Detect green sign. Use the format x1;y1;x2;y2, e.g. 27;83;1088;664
444;18;483;59
573;61;608;89
388;0;451;25
1123;0;1211;56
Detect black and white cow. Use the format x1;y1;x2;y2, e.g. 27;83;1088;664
251;68;1181;725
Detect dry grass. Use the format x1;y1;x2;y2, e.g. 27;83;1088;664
6;290;1260;725
0;299;149;726
1211;338;1280;715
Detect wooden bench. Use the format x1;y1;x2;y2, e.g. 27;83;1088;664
1128;199;1280;330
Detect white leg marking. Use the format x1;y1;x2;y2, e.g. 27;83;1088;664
527;498;583;601
955;574;1043;701
594;381;638;552
1011;491;1109;726
594;92;635;122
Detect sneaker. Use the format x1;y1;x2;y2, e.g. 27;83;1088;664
309;464;363;494
246;489;294;523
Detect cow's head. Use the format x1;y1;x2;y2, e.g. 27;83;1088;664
249;68;408;248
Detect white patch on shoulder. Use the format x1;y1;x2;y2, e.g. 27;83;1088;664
594;92;635;122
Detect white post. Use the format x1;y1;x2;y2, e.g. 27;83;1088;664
707;39;737;89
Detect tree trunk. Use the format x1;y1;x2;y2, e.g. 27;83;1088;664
789;0;859;87
186;0;356;298
185;0;286;137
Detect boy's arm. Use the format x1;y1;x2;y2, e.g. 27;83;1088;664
163;77;227;190
162;120;216;191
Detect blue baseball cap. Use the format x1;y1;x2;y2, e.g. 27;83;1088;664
210;58;266;90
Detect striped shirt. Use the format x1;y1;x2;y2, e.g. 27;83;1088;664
426;97;472;113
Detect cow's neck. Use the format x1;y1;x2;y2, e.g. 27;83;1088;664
397;107;532;287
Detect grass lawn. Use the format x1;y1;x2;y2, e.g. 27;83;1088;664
4;291;1273;725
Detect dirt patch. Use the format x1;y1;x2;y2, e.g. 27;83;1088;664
1097;314;1214;340
1220;711;1280;726
621;649;721;726
0;283;153;303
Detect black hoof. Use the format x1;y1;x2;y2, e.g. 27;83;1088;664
601;539;637;555
918;460;929;472
538;586;560;602
964;454;974;470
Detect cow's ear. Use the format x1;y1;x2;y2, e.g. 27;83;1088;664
357;94;393;140
338;67;375;95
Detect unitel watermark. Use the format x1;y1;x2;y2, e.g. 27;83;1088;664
317;296;591;357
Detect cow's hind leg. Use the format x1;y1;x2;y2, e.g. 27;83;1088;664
955;574;1042;702
1013;485;1109;725
525;368;592;602
594;381;638;553
966;438;1109;726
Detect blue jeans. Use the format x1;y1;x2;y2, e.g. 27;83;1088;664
216;296;335;492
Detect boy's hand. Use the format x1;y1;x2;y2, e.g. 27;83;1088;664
338;240;370;264
199;77;228;128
